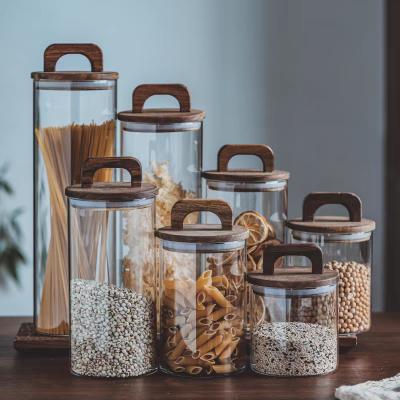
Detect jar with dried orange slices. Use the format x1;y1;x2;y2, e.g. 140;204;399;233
202;144;289;274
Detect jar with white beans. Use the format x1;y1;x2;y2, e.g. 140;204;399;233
287;192;375;338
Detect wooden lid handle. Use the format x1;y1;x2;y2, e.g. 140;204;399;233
303;192;362;222
44;43;103;72
132;83;191;113
263;243;323;275
81;157;142;187
217;144;274;172
171;199;232;230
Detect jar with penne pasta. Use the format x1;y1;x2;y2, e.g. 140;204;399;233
32;43;118;336
66;157;158;378
247;244;339;377
156;199;249;377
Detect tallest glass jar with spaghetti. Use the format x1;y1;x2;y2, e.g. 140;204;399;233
32;43;118;335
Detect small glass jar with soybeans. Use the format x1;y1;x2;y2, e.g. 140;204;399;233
287;192;375;338
156;199;249;377
247;244;339;377
65;157;158;378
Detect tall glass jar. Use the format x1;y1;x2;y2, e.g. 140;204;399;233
202;144;289;273
65;157;158;378
156;199;248;377
119;83;204;228
247;244;339;377
287;192;375;338
32;43;118;335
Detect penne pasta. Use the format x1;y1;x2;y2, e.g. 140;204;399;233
224;312;237;322
165;289;187;308
204;286;233;308
200;351;217;361
186;366;203;375
212;275;229;289
198;334;224;356
196;290;207;305
196;303;215;318
168;339;187;360
219;337;240;360
196;317;212;327
196;270;212;292
215;332;233;357
210;307;234;321
175;356;212;368
193;329;216;348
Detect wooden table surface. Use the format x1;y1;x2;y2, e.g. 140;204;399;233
1;314;399;400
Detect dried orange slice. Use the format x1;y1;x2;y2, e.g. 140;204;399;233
234;211;270;247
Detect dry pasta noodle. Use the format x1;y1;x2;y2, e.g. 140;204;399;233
36;120;115;335
161;258;245;376
186;366;203;375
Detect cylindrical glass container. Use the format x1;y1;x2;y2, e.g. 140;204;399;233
202;144;289;273
65;157;158;378
156;199;249;377
119;83;204;228
287;192;375;337
247;243;339;377
32;43;118;335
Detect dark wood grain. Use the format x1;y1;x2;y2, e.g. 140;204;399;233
81;157;142;187
44;43;103;72
65;157;158;202
171;199;232;230
217;144;274;173
14;323;69;352
132;84;191;113
2;315;400;400
263;243;323;275
303;192;362;222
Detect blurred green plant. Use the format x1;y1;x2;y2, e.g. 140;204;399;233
0;164;25;287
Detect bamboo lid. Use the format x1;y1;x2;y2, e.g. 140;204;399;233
286;192;376;234
156;199;249;243
31;43;118;81
202;144;290;183
118;84;205;124
65;157;158;202
247;243;338;289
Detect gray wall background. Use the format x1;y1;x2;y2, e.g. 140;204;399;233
0;0;384;315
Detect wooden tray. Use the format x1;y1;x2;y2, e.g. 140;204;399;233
14;323;69;352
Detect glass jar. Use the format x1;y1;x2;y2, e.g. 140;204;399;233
202;144;289;273
287;192;375;337
156;199;248;377
247;243;339;377
32;43;118;335
119;83;204;228
65;157;158;378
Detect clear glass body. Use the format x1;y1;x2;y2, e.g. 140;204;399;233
34;80;117;335
249;284;338;376
69;198;157;378
288;230;372;335
204;180;288;272
159;240;247;377
120;121;203;228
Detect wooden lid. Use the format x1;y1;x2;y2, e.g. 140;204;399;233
31;43;118;81
286;192;376;234
65;157;158;202
202;144;290;182
118;84;205;124
156;199;249;243
247;243;338;289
